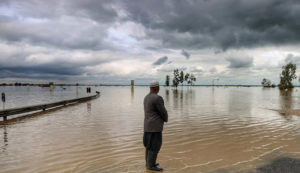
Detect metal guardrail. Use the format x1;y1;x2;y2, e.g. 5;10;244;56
0;92;100;121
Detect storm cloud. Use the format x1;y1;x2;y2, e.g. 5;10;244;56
122;0;300;50
226;56;254;69
152;56;168;66
0;0;300;84
0;64;83;76
181;49;190;59
2;0;300;51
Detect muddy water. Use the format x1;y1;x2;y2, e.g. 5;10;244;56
1;86;300;173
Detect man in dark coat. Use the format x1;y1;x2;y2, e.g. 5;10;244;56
143;80;168;171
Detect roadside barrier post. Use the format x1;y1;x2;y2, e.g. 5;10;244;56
1;93;6;120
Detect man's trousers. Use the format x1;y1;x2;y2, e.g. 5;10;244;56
143;132;162;153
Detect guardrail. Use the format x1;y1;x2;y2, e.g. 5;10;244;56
0;91;100;121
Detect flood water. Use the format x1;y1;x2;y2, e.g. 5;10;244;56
1;86;300;173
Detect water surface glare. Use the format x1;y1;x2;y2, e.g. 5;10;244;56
1;86;300;173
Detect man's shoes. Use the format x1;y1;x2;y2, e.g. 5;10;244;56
148;166;163;171
146;163;160;168
146;151;163;171
146;163;159;167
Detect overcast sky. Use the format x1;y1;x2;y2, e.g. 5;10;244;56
1;0;300;85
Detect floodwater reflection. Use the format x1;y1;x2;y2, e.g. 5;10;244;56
165;88;169;102
279;89;293;111
1;125;8;153
0;86;300;173
228;88;253;115
87;102;91;115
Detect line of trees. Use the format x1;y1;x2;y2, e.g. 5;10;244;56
165;69;196;88
261;62;297;90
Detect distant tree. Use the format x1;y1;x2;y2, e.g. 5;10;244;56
179;71;184;86
279;62;297;90
172;69;180;88
189;73;196;85
165;75;170;86
184;73;190;83
261;78;271;87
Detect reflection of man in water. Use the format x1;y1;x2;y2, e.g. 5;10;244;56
143;80;168;171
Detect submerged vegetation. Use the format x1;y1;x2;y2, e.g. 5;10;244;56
172;69;180;88
261;78;275;88
279;62;297;90
165;75;170;86
260;62;298;90
165;69;196;88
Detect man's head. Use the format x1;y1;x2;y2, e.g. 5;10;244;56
149;80;160;93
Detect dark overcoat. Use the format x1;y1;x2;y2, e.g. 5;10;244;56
144;91;168;132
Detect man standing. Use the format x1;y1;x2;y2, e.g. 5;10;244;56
143;80;168;171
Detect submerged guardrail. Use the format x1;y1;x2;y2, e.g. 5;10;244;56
0;91;100;121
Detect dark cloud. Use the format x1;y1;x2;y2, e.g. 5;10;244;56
66;0;119;23
0;0;299;84
0;64;83;76
0;0;120;51
0;20;109;50
122;0;300;50
152;56;168;66
0;69;70;80
0;49;113;80
226;56;253;68
1;0;118;23
181;49;190;59
2;0;299;51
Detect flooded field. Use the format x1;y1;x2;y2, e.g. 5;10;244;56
0;86;92;109
1;86;300;173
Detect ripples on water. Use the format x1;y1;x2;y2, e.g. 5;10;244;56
0;86;300;173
